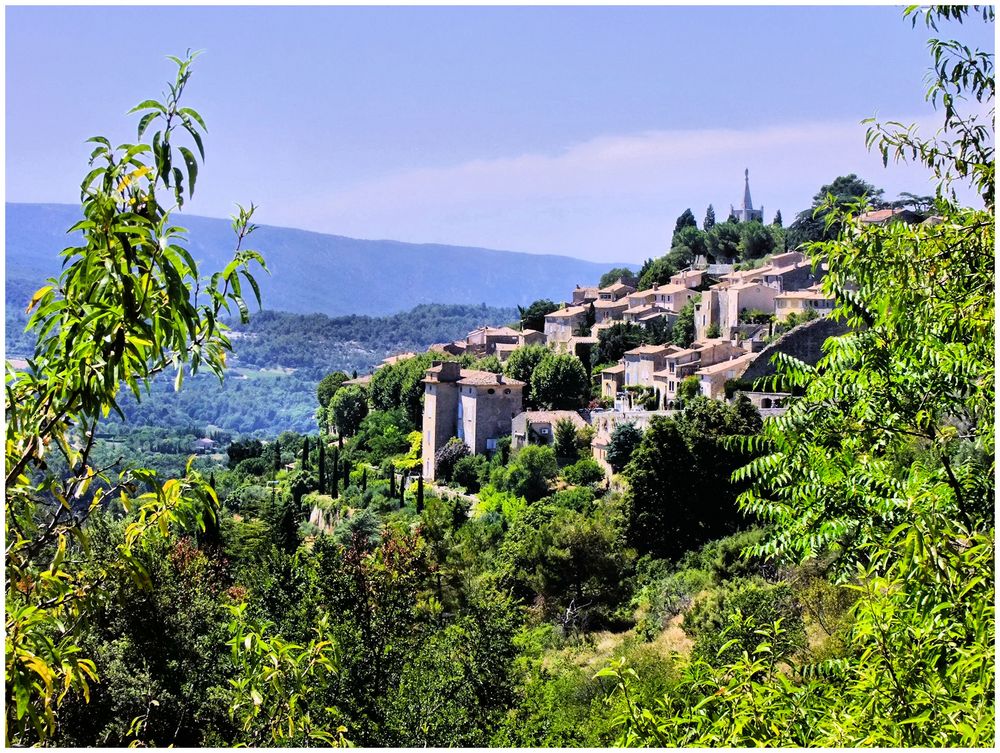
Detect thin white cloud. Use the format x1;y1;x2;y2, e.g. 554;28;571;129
270;115;953;263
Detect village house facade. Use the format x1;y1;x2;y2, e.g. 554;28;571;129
511;410;588;450
421;362;524;480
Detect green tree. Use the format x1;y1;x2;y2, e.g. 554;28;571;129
706;221;741;260
561;458;605;487
772;209;783;227
500;445;559;502
737;220;776;260
553;418;580;460
704;204;716;230
317;371;350;410
598;267;636;288
4;54;268;745
331;384;368;438
504;344;549;407
517;298;559;332
671;208;698;242
605;422;642;472
593;322;646;368
531;353;589;410
786;173;885;248
671;297;698;347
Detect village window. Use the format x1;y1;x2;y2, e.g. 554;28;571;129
487;388;495;394
504;388;511;394
486;438;497;451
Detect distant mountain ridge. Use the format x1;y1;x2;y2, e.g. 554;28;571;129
5;203;613;316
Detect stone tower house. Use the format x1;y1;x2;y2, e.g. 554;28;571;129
421;362;524;480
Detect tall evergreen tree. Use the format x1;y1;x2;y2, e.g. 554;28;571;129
317;442;325;494
772;209;783;227
672;208;698;244
704;204;716;230
330;447;339;494
389;468;397;498
361;467;368;492
301;437;310;471
416;474;424;513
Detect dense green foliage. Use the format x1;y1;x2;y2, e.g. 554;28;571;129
602;8;995;746
8;9;992;748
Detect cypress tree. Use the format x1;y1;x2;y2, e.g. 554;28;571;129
416;474;424;513
330;447;339;494
389;469;396;498
361;467;368;492
343;459;351;488
318;442;325;493
773;209;783;227
331;469;339;499
301;437;310;471
704;204;716;230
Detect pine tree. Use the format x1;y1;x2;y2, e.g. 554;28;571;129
772;209;783;227
331;469;339;499
704;204;716;230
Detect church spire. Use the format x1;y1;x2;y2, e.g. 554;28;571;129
743;168;753;211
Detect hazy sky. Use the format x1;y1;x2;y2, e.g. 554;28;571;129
6;5;993;263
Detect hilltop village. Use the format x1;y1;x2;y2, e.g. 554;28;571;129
344;171;870;484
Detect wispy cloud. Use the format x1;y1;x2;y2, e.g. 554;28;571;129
272;115;947;263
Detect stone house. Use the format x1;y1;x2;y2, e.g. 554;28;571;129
600;363;625;398
623;344;677;389
695;352;758;400
544;305;590;350
572;285;601;305
593;297;629;325
652;340;749;406
669;268;709;289
511;410;588;450
695;282;779;341
421;362;524;480
598;280;637;301
463;326;523;356
774;286;836;321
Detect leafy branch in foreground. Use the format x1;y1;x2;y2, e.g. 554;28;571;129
5;52;267;745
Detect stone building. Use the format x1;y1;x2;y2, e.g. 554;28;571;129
730;168;764;223
421;362;524;480
511;410;587;450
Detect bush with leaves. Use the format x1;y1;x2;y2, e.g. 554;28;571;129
530;353;589;410
495;445;559;503
561;458;605;487
604;422;642;472
434;437;471;483
4;53;266;745
330;384;368;438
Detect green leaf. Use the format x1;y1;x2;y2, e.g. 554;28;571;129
179;146;198;196
127;99;165;115
179;107;207;132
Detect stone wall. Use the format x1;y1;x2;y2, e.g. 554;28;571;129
742;316;851;385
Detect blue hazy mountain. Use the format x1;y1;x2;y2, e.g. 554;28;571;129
5;203;614;316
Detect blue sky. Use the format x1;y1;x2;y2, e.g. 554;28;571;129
5;5;993;264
